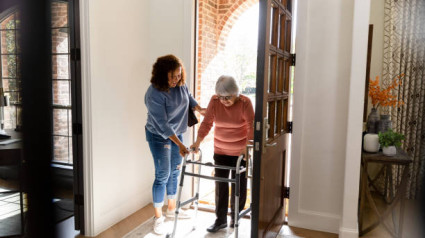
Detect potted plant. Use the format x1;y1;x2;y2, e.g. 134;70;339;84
378;129;405;156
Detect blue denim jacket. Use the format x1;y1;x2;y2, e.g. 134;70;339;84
145;84;197;139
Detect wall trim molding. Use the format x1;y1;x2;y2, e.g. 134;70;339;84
299;209;341;220
340;0;370;237
289;209;340;234
339;227;359;238
79;0;95;236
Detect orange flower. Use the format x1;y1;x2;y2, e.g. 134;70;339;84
368;74;404;109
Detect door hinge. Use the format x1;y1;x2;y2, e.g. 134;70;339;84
287;121;293;133
71;48;81;61
73;123;82;135
283;186;290;198
75;194;84;205
262;118;270;154
290;53;296;66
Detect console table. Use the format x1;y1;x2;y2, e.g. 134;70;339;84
358;148;412;238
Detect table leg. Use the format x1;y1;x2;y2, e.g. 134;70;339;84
358;162;367;235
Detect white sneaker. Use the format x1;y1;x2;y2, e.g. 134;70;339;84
153;216;166;235
165;208;191;219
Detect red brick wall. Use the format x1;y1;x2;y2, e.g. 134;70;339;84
196;0;258;102
51;1;72;163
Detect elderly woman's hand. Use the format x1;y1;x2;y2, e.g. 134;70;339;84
240;148;248;161
190;142;201;153
190;138;203;153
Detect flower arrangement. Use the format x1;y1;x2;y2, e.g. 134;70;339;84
368;74;405;109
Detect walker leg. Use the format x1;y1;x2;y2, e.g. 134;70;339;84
193;156;202;230
168;159;188;238
234;168;240;238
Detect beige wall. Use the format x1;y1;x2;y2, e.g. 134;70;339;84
81;0;195;235
368;0;385;114
289;0;368;237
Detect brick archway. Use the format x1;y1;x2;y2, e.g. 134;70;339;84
196;0;258;101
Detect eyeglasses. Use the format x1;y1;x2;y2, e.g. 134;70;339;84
218;95;233;100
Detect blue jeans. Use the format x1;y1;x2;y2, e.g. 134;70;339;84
145;128;183;208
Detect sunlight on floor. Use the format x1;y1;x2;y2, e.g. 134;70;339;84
123;209;251;238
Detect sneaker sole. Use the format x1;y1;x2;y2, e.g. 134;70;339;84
166;211;191;219
166;214;191;219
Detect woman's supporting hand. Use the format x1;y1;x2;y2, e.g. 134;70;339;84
194;105;207;116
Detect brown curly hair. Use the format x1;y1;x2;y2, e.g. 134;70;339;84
151;54;186;92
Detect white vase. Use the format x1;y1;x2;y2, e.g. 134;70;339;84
363;133;379;153
382;146;397;156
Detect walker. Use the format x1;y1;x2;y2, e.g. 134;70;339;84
166;148;253;238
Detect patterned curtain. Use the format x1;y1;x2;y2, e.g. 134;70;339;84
382;0;425;199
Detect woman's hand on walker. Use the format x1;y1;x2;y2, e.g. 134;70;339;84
179;144;190;157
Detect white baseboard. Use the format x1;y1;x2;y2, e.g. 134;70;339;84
339;227;358;238
288;209;340;234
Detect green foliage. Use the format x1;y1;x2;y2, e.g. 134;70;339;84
378;129;405;147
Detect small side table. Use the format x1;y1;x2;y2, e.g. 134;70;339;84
358;148;412;238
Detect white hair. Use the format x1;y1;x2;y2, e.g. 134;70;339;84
215;75;239;96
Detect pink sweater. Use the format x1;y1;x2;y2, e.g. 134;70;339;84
197;95;255;156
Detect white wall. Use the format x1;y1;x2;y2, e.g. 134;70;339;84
339;1;371;237
367;0;385;114
289;0;368;236
369;0;384;82
81;0;195;236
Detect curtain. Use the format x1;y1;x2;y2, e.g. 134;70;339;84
382;0;425;199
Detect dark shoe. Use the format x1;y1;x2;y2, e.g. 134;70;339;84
206;222;227;232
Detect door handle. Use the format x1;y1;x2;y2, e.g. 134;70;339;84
265;142;277;147
262;117;271;154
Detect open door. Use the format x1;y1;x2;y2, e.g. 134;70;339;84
251;0;295;237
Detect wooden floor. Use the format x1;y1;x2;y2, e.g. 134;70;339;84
61;198;423;238
74;204;338;238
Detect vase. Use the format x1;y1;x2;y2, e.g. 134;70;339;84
382;146;397;156
363;133;379;153
366;108;379;133
377;114;392;134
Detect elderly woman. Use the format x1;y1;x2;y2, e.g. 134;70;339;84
190;75;254;232
145;54;205;235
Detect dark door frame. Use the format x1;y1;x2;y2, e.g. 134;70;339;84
68;0;85;233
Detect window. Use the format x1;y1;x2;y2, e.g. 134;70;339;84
51;1;73;165
0;2;74;165
0;9;21;130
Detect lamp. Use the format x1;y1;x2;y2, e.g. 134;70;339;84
0;87;11;138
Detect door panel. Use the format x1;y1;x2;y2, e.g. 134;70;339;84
252;0;294;237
